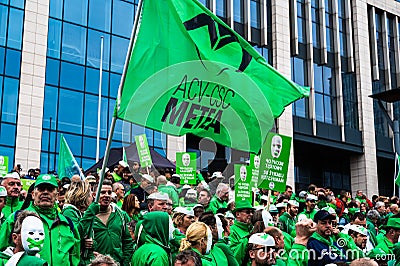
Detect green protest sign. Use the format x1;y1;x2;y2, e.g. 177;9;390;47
0;156;8;176
21;179;35;192
249;153;260;190
176;152;196;184
135;134;153;168
235;164;252;203
258;133;292;192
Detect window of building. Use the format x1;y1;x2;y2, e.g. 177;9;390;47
297;0;306;43
291;57;308;118
250;0;260;29
216;0;227;18
311;0;320;49
233;0;244;23
42;0;166;173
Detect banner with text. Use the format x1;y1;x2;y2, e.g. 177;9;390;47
135;134;153;168
176;152;197;184
249;153;260;191
258;133;292;192
0;156;8;176
235;164;252;203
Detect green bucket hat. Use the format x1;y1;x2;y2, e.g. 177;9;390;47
384;217;400;230
34;174;58;188
233;200;254;213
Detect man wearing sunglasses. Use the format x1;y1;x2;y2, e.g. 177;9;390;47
307;210;348;265
0;174;80;265
1;172;23;218
230;200;255;265
299;194;318;220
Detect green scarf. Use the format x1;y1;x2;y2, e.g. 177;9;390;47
311;232;346;259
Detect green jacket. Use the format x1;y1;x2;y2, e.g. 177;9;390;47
0;204;80;266
299;209;317;220
334;232;364;260
80;203;133;266
208;196;227;214
368;235;394;259
277;243;309;266
366;219;378;247
279;212;296;237
158;185;179;207
132;212;172;265
229;220;252;265
215;240;239;266
205;245;228;265
191;248;214;266
0;248;12;266
2;197;23;219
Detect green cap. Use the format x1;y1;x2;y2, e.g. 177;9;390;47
233;200;254;213
384;217;400;230
34;174;58;188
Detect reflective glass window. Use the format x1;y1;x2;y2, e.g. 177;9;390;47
58;88;83;134
216;0;226;18
0;47;4;74
87;30;110;70
250;0;260;28
47;18;62;58
109;72;121;98
111;36;129;73
233;0;244;23
43;85;58;129
82;136;96;158
60;133;82;155
61;22;87;64
0;5;8;46
2;77;18;123
45;58;60;86
49;0;63;19
64;0;87;25
112;0;134;37
5;49;20;78
60;61;84;90
88;0;111;32
7;7;23;49
85;67;109;96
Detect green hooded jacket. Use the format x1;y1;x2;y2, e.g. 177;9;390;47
158;184;179;207
208;196;227;214
131;211;172;265
368;235;394;259
215;240;239;266
0;204;80;266
79;203;133;266
205;245;228;265
279;212;296;237
2;197;23;219
229;220;252;265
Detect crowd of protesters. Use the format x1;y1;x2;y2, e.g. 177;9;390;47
0;161;399;265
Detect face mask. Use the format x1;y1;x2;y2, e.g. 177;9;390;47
215;215;224;240
21;216;45;255
205;227;213;254
168;217;175;241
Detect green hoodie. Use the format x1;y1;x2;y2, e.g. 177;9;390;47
132;211;172;265
0;204;80;266
158;184;179;207
208;196;227;214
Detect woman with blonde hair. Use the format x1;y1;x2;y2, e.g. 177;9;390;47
179;222;214;265
121;194;141;221
62;180;93;225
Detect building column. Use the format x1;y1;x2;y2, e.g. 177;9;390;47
14;0;49;169
271;0;295;188
350;0;379;197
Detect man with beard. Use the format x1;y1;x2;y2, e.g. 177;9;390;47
80;179;133;265
347;224;367;259
230;200;254;265
247;233;277;266
0;174;80;265
1;172;23;218
307;210;347;265
279;200;298;237
368;217;400;261
209;183;229;214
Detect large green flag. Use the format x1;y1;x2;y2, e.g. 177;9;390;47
58;135;84;179
116;0;309;153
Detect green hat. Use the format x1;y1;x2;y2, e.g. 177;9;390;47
384;217;400;230
0;186;6;197
34;174;58;188
233;200;254;213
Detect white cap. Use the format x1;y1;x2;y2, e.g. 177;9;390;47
276;202;287;208
225;211;235;219
119;160;129;168
0;186;6;197
212;172;223;178
148;192;169;201
261;195;273;203
249;233;275;247
349;224;368;236
186;189;197;197
172;174;181;178
306;194;318;201
322;206;336;215
4;172;20;180
299;191;307;198
182;184;191;190
193;204;204;209
141;174;154;183
288;200;299;207
269;205;278;213
297;213;308;222
174;207;194;216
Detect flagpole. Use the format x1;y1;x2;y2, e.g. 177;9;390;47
95;0;144;202
96;36;104;162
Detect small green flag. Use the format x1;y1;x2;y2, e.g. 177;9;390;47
58;135;84;179
116;0;309;153
396;154;400;186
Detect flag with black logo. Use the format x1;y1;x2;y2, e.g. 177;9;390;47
116;0;309;153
